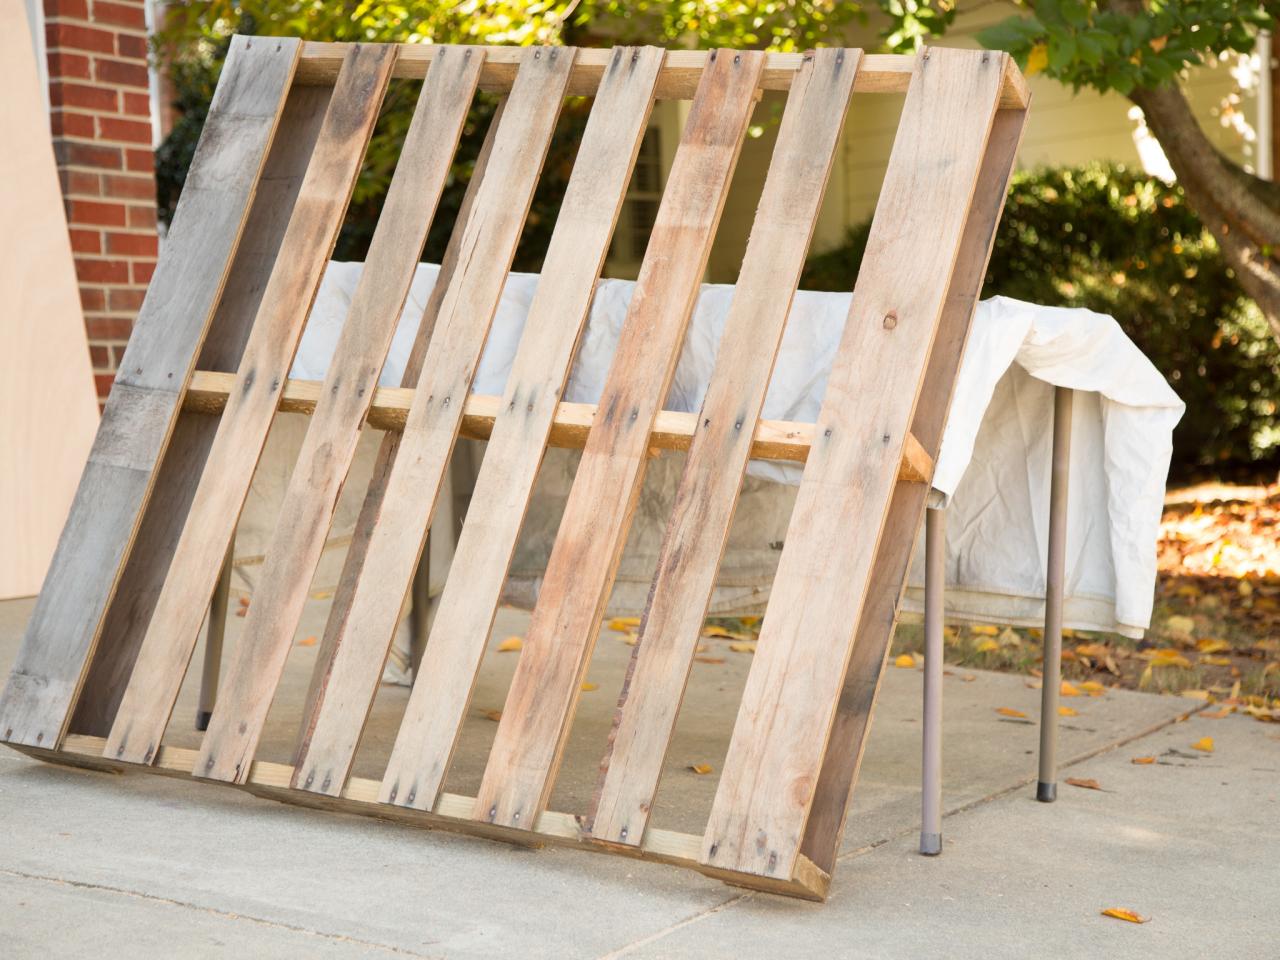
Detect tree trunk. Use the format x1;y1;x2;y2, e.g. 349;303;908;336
1128;82;1280;344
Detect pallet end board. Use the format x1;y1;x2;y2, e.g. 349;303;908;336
2;40;1028;900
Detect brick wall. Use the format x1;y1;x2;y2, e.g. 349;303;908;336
44;0;159;402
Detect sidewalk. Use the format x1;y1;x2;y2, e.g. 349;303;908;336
1;595;1276;958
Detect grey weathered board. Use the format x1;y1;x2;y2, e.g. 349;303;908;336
3;40;1029;901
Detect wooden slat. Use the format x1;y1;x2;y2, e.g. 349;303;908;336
103;44;398;766
798;85;1029;874
473;48;766;830
376;46;666;812
71;83;334;736
0;36;300;750
295;43;1030;109
193;47;484;783
700;47;1007;881
589;48;859;847
290;47;576;796
292;98;508;757
181;370;932;479
24;735;830;901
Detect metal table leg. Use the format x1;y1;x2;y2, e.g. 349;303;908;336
408;531;431;677
1037;386;1073;802
921;505;945;855
197;542;234;731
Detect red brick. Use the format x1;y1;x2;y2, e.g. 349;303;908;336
75;257;130;283
79;287;106;311
50;108;96;138
109;343;129;366
59;168;101;197
47;22;115;55
122;91;150;115
94;373;117;397
101;174;154;201
85;315;133;339
57;140;122;170
89;344;111;368
131;260;155;285
94;57;149;88
107;287;147;311
69;228;103;254
50;80;118;112
68;198;127;226
115;33;146;59
126;204;156;229
105;231;157;256
92;0;147;29
97;116;152;144
124;148;153;173
47;50;92;80
46;0;90;19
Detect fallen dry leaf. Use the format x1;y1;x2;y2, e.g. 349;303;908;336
497;636;523;652
1191;736;1215;752
1202;705;1233;719
620;632;639;646
970;624;1000;636
1066;777;1102;790
297;635;317;647
894;653;916;668
482;709;502;722
694;656;725;665
580;682;598;692
1131;756;1156;765
1081;681;1107;696
1199;655;1232;666
688;763;713;775
1164;614;1195;638
1058;706;1079;717
702;624;751;641
1196;638;1231;654
729;642;757;654
1101;908;1148;924
608;617;640;632
960;674;977;682
995;707;1027;718
1179;689;1210;701
1076;643;1110;658
1060;681;1081;697
975;638;1000;653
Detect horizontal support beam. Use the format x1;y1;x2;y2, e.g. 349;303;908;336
12;736;830;901
295;43;1029;110
182;370;933;483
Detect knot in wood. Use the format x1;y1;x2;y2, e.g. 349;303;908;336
882;311;898;330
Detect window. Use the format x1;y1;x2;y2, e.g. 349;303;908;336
611;126;663;271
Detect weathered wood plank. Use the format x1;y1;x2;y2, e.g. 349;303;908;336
71;83;333;736
294;43;1029;109
291;98;508;758
589;48;859;847
182;370;932;478
377;46;666;812
0;36;301;750
700;47;1007;881
20;734;829;901
194;47;484;783
798;86;1029;875
472;48;765;830
103;43;397;766
291;47;576;796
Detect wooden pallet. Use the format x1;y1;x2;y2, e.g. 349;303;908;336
1;38;1028;900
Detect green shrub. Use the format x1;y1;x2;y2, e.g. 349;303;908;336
801;163;1280;477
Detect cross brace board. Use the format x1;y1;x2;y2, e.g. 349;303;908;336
2;39;1028;900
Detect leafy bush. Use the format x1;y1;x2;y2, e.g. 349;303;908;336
801;163;1280;477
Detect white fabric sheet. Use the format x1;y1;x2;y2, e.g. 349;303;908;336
231;262;1182;652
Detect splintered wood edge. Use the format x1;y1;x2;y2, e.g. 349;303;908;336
183;370;932;483
12;736;829;901
294;43;1028;109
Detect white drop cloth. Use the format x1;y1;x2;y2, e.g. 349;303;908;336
232;263;1182;653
